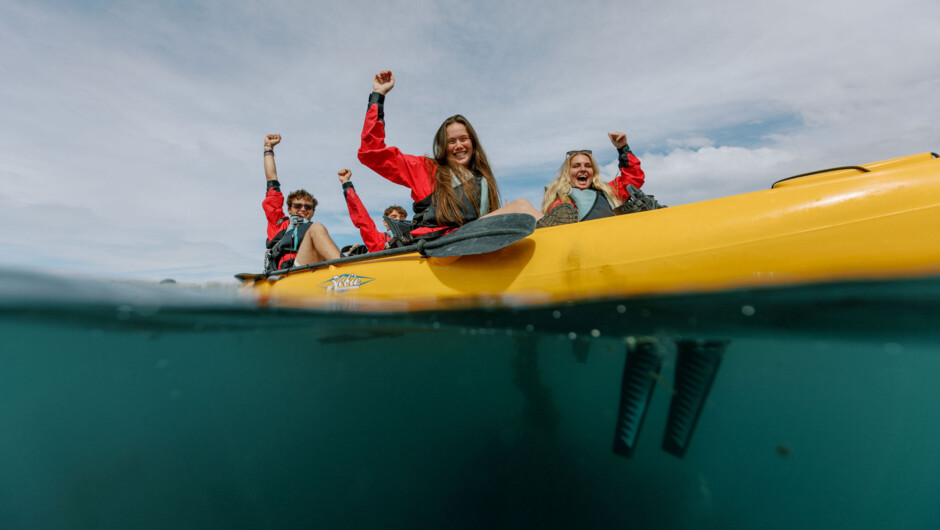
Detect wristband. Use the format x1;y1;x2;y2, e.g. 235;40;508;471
617;144;634;168
264;150;274;156
368;92;386;123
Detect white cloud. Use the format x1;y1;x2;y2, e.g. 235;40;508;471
617;146;797;206
666;137;715;150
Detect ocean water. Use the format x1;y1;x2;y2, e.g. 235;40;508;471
1;269;938;529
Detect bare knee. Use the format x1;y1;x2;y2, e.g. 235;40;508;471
305;222;328;238
498;198;541;218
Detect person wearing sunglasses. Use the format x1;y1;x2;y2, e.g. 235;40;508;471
540;132;647;222
262;134;341;272
358;70;565;239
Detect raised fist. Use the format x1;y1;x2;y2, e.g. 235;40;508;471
608;132;627;149
373;70;395;95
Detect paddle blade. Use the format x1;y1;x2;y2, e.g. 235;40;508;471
422;213;535;258
612;338;664;458
661;339;728;458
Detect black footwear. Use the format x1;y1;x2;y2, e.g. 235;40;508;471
536;203;579;228
614;185;667;215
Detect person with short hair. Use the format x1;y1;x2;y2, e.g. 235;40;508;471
384;205;407;220
541;132;647;222
262;134;340;270
337;168;409;253
358;70;558;239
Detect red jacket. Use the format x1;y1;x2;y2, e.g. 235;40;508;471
342;181;389;252
262;183;295;269
357;98;448;238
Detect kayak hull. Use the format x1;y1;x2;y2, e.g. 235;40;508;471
242;153;940;311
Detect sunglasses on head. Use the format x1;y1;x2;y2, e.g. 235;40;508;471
566;149;592;158
291;202;314;210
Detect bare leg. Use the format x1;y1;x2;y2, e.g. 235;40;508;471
480;198;544;221
294;223;341;266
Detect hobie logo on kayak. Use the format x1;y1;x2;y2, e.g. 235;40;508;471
320;274;374;292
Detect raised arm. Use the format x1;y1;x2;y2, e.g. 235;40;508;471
262;134;287;231
357;70;435;201
264;134;281;182
339;169;386;252
606;131;646;200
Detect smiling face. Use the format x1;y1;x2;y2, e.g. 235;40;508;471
568;153;595;189
288;200;315;220
445;122;473;167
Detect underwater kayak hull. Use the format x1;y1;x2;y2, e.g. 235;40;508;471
241;153;940;310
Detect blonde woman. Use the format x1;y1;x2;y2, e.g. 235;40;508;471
541;132;646;222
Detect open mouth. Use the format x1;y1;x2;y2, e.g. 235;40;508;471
575;174;590;188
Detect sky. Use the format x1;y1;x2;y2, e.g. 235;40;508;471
1;0;938;283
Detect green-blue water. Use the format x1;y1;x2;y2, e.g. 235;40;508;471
1;269;939;529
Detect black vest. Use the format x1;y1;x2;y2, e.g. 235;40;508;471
575;189;615;221
264;217;312;272
411;175;485;230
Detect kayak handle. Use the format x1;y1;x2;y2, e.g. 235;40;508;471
771;165;870;189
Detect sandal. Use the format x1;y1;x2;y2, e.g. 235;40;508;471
536;203;579;228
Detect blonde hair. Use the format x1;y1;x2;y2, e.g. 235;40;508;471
428;115;501;224
541;152;621;213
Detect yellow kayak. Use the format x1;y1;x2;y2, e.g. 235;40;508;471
239;153;940;311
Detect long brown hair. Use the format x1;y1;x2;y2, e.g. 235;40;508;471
427;115;501;224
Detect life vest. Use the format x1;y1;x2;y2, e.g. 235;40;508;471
411;173;490;233
384;217;415;248
569;188;615;221
264;216;312;273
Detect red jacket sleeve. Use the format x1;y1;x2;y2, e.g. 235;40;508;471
357;101;435;203
263;186;288;241
607;148;646;202
343;183;387;253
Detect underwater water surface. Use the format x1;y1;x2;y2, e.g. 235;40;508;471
1;269;938;529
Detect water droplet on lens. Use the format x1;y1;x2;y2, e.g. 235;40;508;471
568;332;577;340
116;305;133;321
552;310;561;319
616;305;626;314
884;342;903;355
741;305;756;316
591;329;601;337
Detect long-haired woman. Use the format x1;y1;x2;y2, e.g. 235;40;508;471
358;70;563;238
541;132;646;221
